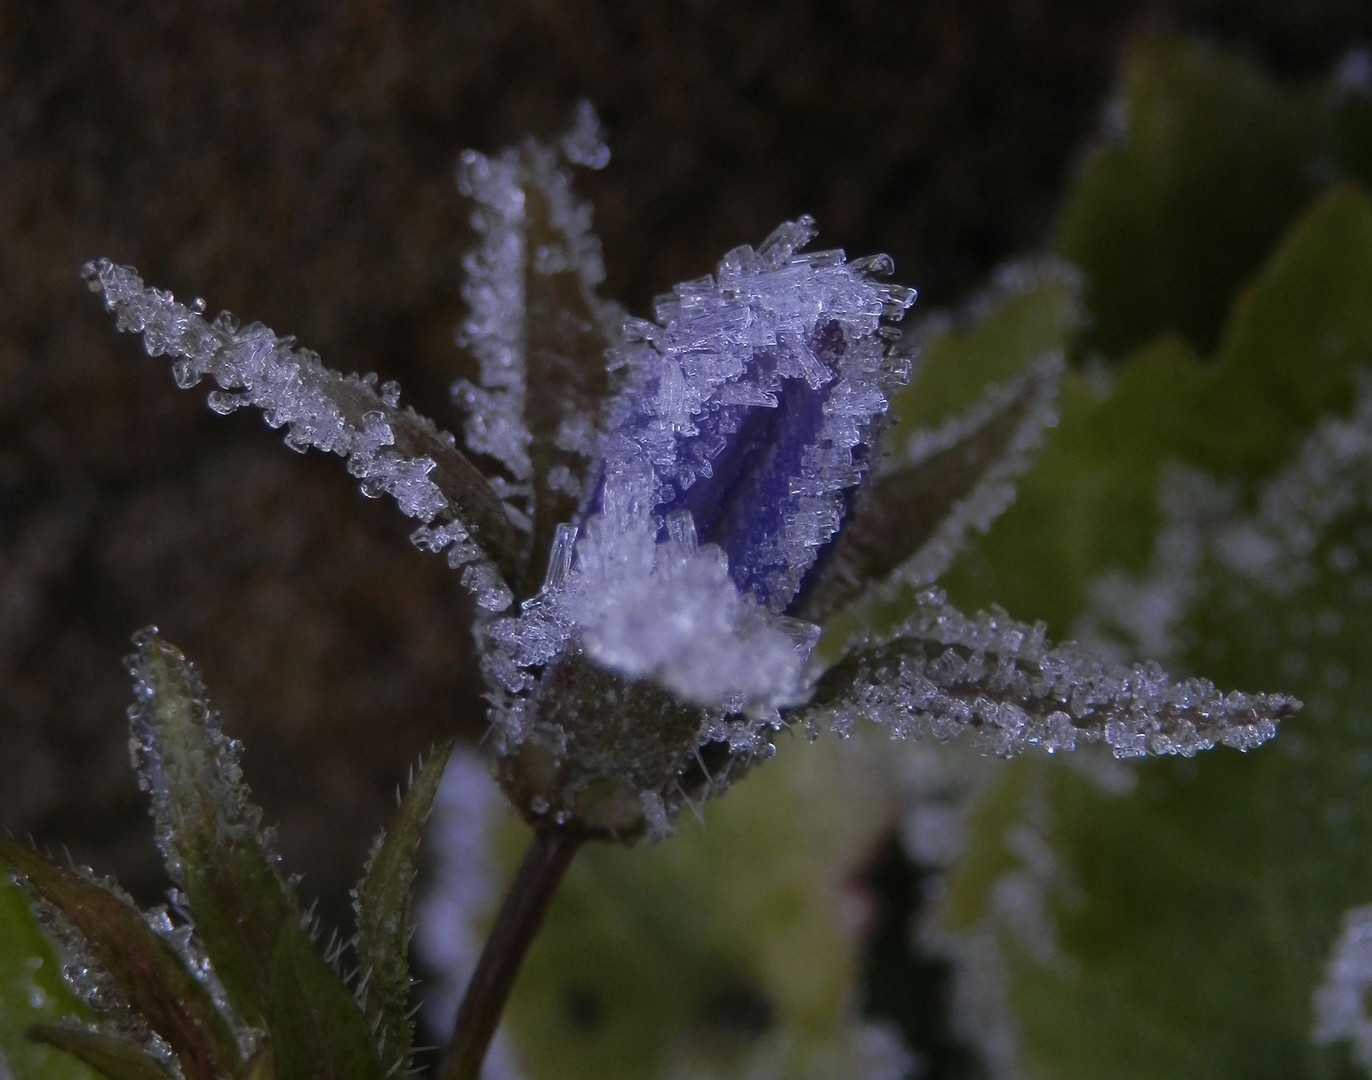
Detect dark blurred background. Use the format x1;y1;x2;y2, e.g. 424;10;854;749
2;0;1369;959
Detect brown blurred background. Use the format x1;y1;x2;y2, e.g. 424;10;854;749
2;0;1369;937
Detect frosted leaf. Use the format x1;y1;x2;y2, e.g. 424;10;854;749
124;628;274;889
1314;905;1372;1072
0;837;247;1076
802;591;1297;759
351;744;452;1077
456;106;616;591
83;258;521;607
797;352;1062;621
1076;466;1235;664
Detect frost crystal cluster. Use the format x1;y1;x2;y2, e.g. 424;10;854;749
84;107;1297;842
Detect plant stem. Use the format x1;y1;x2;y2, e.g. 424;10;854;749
440;826;581;1080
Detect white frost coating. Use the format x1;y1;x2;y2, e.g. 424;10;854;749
1314;905;1372;1072
560;99;612;170
123;628;279;887
455;148;532;480
1081;370;1372;664
454;105;610;493
485;460;819;715
894;353;1063;587
414;751;527;1080
81;258;514;612
602;215;915;612
812;589;1293;759
1077;467;1233;664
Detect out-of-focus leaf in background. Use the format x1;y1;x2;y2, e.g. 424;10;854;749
449;737;909;1080
1055;36;1322;360
931;38;1372;1080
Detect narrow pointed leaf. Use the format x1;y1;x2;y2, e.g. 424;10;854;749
456;109;614;595
26;1025;177;1080
520;175;613;592
266;922;384;1080
352;741;452;1073
797;354;1062;622
0;840;242;1080
125;630;295;1030
802;593;1298;758
83;260;522;603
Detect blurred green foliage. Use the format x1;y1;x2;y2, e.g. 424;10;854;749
934;36;1372;1080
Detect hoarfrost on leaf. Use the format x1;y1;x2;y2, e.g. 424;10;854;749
81;258;520;609
804;590;1297;759
125;627;275;892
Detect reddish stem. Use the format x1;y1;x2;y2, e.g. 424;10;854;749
440;827;581;1080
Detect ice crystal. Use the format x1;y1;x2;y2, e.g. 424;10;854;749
84;106;1295;842
482;215;912;716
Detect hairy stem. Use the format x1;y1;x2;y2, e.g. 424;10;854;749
440;827;581;1080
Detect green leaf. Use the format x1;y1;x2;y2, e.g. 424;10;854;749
0;872;102;1080
125;631;297;1031
1055;35;1321;358
932;192;1372;1075
129;632;389;1075
266;921;384;1080
0;840;242;1080
946;535;1372;1078
352;742;453;1073
26;1025;176;1080
943;185;1372;635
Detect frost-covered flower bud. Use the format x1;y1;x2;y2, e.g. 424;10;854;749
487;218;916;839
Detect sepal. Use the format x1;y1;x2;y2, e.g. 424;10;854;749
456;103;616;595
801;591;1298;758
82;261;522;609
797;353;1062;621
125;630;294;1033
352;742;453;1074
